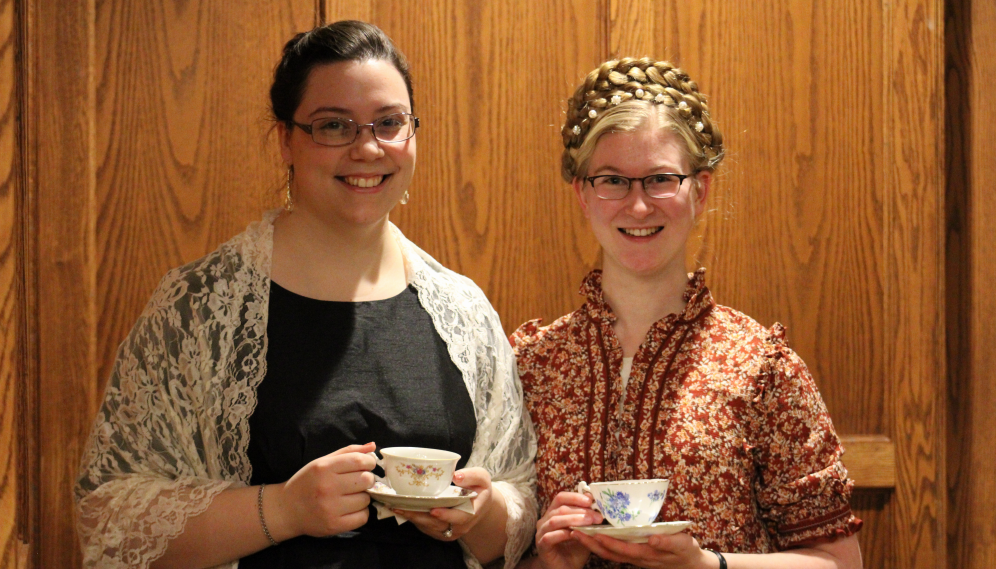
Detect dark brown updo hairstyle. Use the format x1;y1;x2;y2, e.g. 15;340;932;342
561;58;724;183
270;20;413;126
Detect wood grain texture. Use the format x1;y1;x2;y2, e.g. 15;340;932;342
607;1;944;566
324;0;372;23
946;0;996;566
93;0;316;389
608;0;888;438
850;489;893;569
885;1;946;568
11;0;34;565
964;0;996;561
7;1;968;567
0;0;22;565
31;0;96;567
374;0;603;334
841;435;896;489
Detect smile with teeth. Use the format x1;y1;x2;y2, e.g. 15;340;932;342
342;175;386;188
620;226;663;237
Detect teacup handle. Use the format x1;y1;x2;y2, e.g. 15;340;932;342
366;451;384;470
576;482;601;513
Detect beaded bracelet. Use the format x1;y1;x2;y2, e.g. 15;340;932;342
257;484;279;546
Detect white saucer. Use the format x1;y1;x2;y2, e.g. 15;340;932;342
573;521;693;543
366;482;477;512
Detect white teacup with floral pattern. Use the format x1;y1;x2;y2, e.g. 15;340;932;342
577;479;670;527
373;447;460;497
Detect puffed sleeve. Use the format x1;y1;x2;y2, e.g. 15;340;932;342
750;324;863;549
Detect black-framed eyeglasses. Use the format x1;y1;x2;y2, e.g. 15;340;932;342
585;173;690;200
291;112;420;147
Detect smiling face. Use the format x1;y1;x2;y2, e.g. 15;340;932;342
278;59;416;228
573;113;711;280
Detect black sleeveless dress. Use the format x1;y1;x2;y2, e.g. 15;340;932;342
240;282;477;569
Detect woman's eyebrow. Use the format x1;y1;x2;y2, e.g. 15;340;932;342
307;106;352;117
307;104;408;118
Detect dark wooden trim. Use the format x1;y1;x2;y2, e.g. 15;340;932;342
15;0;40;564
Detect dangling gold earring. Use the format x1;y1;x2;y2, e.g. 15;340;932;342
284;167;294;212
400;190;410;205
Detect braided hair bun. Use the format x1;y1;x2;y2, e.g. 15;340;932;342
561;58;724;182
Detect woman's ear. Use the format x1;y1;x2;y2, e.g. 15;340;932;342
691;170;711;218
572;177;591;218
277;122;293;166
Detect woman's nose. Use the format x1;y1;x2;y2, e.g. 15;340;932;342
624;185;654;217
351;126;384;159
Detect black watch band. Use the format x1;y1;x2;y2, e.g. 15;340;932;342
705;548;727;569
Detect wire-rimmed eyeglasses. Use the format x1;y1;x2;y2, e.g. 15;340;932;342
291;112;420;147
584;173;690;200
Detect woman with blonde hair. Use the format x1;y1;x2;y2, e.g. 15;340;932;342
513;58;862;569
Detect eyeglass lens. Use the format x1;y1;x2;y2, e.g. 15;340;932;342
590;174;684;199
310;113;415;146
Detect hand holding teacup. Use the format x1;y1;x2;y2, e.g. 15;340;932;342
371;447;494;545
576;479;669;528
571;478;708;568
370;447;461;497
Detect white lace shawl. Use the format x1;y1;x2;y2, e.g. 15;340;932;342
75;210;538;569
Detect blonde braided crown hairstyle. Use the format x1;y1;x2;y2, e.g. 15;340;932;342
561;58;725;182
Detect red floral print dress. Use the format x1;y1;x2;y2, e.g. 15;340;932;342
511;270;861;563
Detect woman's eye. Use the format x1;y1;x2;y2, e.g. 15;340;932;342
649;174;674;184
317;119;349;131
604;176;628;186
377;116;405;129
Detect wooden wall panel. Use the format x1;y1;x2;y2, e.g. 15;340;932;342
23;2;317;568
964;0;996;562
946;0;996;566
31;0;97;566
324;0;372;22
0;0;22;565
93;0;316;388
607;0;887;436
371;0;604;333
607;0;942;566
7;0;976;567
885;1;945;568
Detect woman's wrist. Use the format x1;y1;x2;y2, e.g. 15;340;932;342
703;548;727;569
261;482;297;543
462;483;509;562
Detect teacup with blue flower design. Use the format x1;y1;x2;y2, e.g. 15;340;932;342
577;479;669;527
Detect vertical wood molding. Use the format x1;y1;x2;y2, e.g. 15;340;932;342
32;0;94;565
947;0;996;567
886;0;946;567
944;0;971;566
0;0;23;565
15;0;37;565
31;0;96;566
965;0;996;563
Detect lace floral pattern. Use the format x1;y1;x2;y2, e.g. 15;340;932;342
76;211;536;569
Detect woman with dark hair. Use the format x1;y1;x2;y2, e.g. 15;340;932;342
75;21;536;569
513;58;862;569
